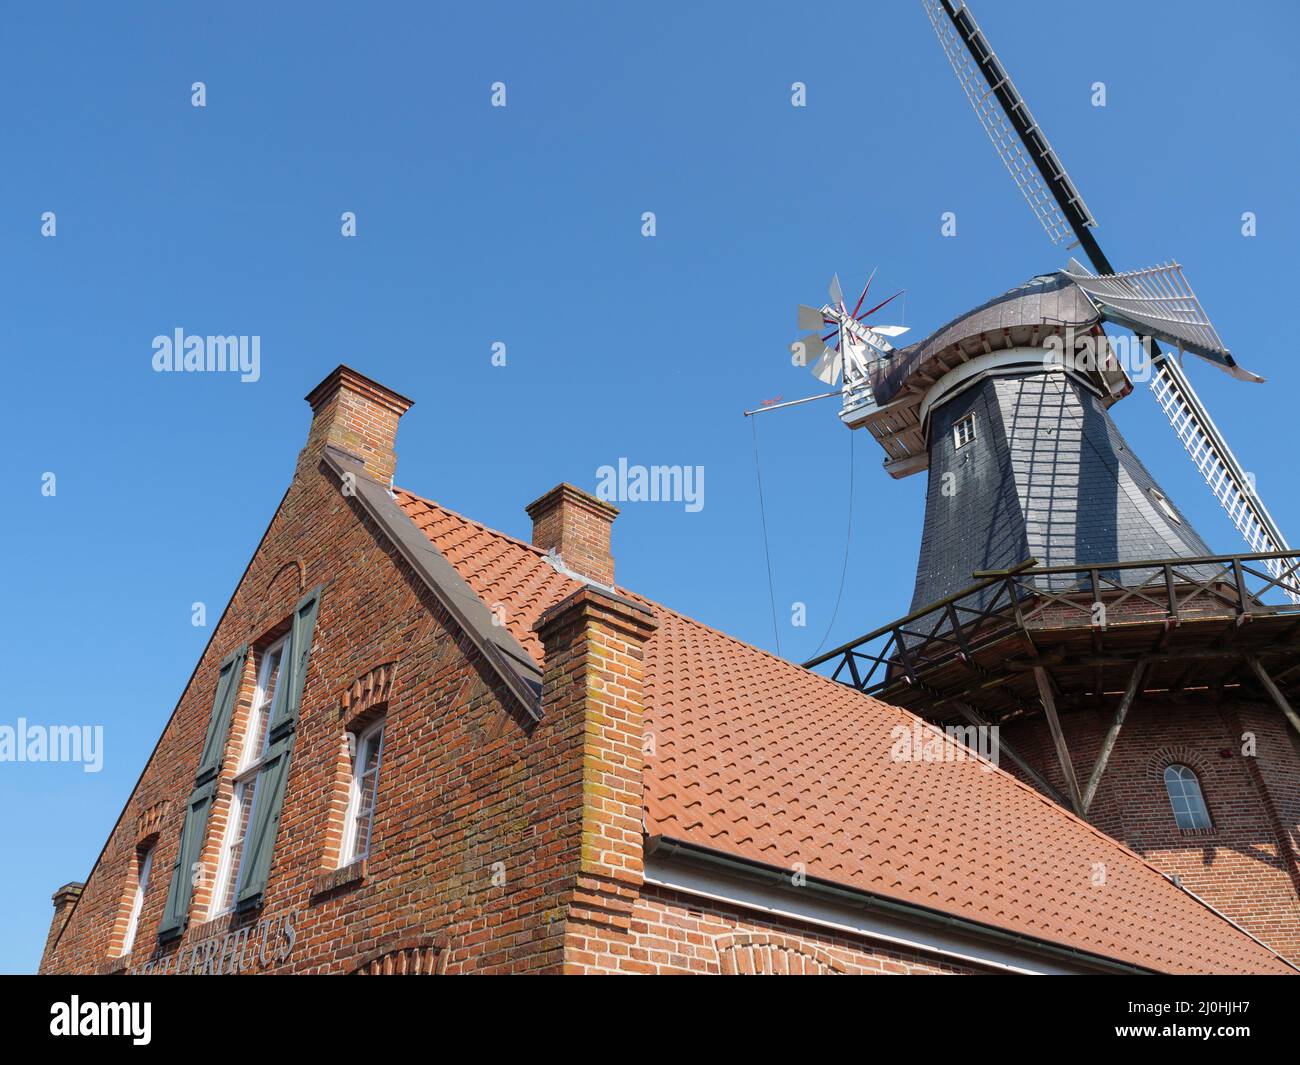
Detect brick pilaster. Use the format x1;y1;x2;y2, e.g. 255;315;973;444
38;882;83;973
532;585;656;973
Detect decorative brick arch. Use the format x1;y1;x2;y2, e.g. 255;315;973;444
339;660;398;727
265;558;306;598
351;936;443;975
134;799;171;844
233;558;307;628
713;932;846;975
1146;744;1212;783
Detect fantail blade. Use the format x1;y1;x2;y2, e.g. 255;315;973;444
810;345;843;385
798;304;826;332
829;273;844;308
790;333;827;371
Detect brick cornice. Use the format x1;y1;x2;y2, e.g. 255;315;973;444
525;482;619;523
304;364;414;417
51;882;84;908
534;586;657;645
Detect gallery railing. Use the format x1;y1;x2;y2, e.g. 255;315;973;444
803;550;1300;696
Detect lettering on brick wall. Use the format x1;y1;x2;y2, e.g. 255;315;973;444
129;909;298;975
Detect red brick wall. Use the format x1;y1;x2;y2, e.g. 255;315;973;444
533;586;657;973
39;414;978;976
616;886;976;975
999;699;1300;962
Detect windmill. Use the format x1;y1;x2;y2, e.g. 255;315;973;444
921;0;1295;601
797;1;1300;843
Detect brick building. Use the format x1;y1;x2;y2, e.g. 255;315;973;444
38;366;1296;975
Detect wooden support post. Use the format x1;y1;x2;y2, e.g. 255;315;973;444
956;704;1071;809
1080;660;1147;816
1246;656;1300;739
1034;666;1083;815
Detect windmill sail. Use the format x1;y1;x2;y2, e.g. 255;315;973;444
1064;259;1263;382
921;0;1095;248
798;304;826;331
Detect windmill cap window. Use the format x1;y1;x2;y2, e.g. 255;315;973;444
953;413;976;449
1150;488;1182;526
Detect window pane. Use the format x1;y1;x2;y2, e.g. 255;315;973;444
1163;765;1210;830
245;641;285;762
218;777;258;911
353;810;372;859
361;730;383;776
259;647;283;713
347;724;385;862
357;768;379;816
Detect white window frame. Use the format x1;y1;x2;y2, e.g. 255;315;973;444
1150;488;1183;525
121;844;154;955
953;413;977;450
341;718;386;866
1163;764;1212;831
211;635;287;916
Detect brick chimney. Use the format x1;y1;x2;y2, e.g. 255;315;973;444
525;484;619;587
300;365;414;485
39;881;83;972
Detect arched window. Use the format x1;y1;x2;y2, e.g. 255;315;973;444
1163;764;1211;831
120;843;154;956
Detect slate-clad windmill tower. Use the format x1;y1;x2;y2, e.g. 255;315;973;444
876;272;1220;612
797;1;1300;964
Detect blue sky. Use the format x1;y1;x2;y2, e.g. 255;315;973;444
2;0;1296;972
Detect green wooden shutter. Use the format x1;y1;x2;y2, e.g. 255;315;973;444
269;587;322;741
157;645;247;942
195;647;247;784
157;782;214;940
234;735;294;909
236;586;322;908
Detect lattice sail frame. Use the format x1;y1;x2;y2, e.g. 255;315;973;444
1063;259;1254;377
922;0;1096;246
1149;359;1299;603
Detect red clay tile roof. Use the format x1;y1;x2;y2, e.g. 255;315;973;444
395;488;1294;975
